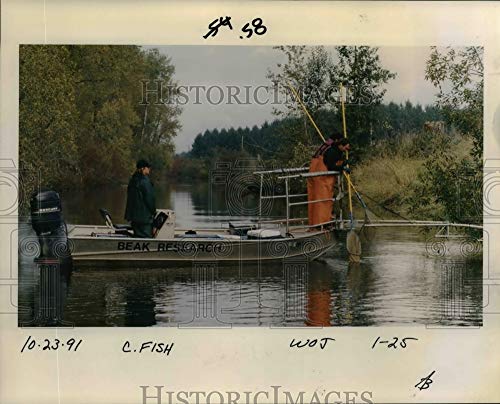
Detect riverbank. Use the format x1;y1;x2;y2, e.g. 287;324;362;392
352;132;474;221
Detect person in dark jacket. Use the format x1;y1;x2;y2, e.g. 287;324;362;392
125;159;156;238
323;137;351;172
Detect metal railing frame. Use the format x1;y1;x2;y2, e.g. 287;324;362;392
254;167;342;233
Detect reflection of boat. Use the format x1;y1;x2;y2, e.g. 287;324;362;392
29;168;347;267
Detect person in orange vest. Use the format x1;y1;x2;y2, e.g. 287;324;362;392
307;134;351;227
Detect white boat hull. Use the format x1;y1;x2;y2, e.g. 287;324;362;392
65;225;339;267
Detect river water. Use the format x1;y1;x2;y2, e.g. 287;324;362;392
18;181;483;327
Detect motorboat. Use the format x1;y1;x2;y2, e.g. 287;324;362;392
29;168;346;267
61;216;338;267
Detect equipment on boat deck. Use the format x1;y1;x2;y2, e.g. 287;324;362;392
228;221;259;236
247;229;282;239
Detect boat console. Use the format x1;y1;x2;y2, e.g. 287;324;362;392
153;209;175;239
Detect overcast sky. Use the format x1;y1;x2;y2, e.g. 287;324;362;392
151;46;440;152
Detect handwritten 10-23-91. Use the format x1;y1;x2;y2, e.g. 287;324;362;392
203;16;267;40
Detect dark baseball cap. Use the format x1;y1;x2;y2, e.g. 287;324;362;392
136;159;151;169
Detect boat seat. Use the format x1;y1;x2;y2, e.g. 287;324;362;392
99;208;133;236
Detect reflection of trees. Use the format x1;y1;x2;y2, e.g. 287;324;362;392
123;282;156;326
64;269;180;326
104;284;127;326
187;181;212;213
149;182;173;211
344;263;375;326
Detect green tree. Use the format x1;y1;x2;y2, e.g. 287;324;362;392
134;48;181;173
19;45;182;193
267;46;334;148
425;46;483;159
328;46;396;150
266;46;308;118
413;46;483;224
69;45;145;185
19;45;79;191
267;46;396;162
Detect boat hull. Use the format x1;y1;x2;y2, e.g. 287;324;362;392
67;227;340;267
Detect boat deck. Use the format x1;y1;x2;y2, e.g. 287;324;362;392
66;224;329;241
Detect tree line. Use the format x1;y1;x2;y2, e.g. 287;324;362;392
19;45;181;194
186;101;444;162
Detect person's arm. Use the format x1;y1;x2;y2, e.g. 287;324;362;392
124;179;135;221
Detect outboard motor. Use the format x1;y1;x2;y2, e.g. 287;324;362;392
30;190;71;263
27;190;72;326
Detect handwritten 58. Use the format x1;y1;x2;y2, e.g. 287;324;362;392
203;16;267;40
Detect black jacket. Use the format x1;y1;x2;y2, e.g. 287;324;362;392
124;172;156;223
323;146;344;171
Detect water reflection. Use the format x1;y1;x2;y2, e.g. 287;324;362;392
18;181;483;327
